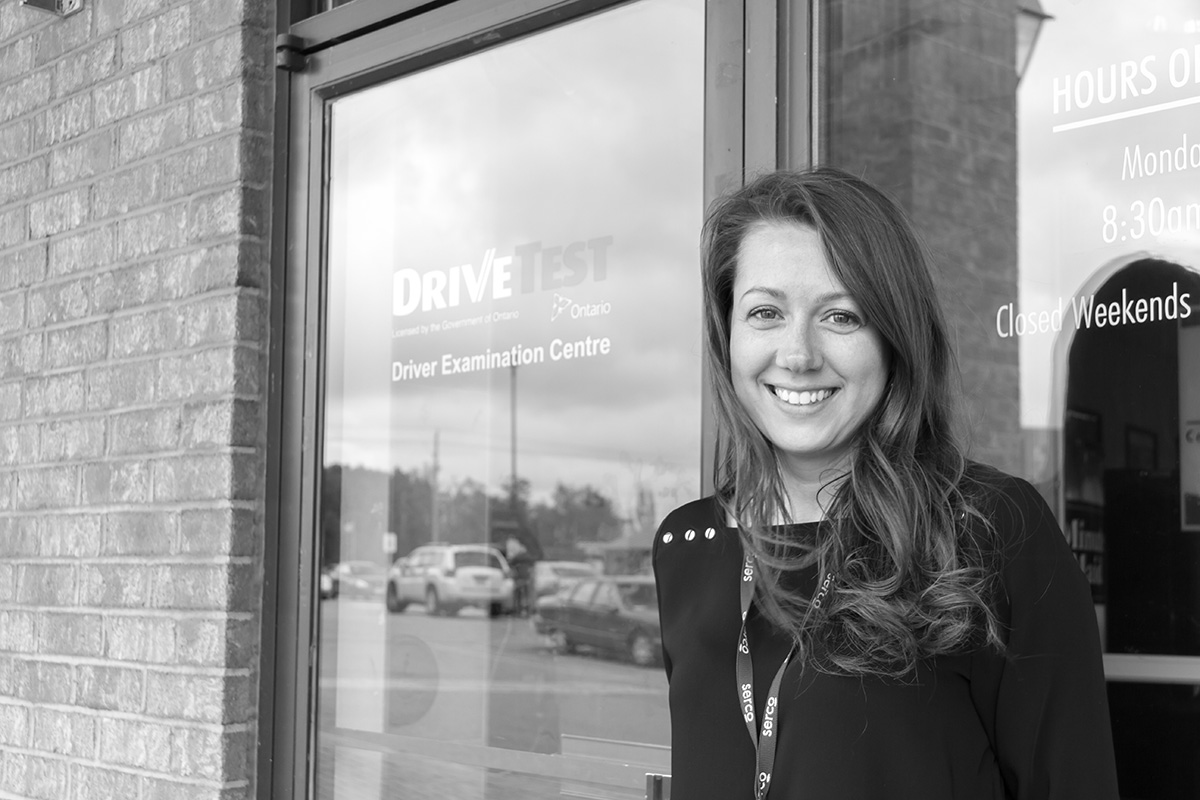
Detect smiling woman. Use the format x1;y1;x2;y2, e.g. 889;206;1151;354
653;168;1120;800
728;221;890;496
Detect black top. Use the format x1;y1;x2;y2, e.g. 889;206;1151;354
652;472;1119;800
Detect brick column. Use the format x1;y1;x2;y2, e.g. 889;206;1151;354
824;0;1021;473
0;0;273;797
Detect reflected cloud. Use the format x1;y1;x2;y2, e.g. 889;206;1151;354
323;0;707;510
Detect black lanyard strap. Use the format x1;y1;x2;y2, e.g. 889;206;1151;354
736;550;833;800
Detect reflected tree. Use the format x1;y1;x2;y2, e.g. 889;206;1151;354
324;464;622;562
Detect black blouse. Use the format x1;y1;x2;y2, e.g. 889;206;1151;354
652;472;1119;799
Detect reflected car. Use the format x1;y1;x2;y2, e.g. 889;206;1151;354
532;575;661;667
386;544;515;617
318;564;338;599
532;560;599;598
325;560;388;599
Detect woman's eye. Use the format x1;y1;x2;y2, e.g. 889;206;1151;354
825;310;862;328
748;307;781;322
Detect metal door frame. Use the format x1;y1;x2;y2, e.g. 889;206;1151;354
261;0;817;797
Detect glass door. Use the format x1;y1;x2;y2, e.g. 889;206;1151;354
1016;2;1200;795
277;0;723;797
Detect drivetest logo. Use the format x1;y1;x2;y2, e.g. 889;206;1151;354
393;236;613;317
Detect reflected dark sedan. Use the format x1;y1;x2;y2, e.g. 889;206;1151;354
532;575;661;667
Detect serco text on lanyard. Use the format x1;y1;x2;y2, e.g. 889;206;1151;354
736;551;834;800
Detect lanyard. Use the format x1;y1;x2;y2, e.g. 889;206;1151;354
736;551;833;800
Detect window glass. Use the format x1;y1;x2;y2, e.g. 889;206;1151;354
316;1;702;797
618;581;657;610
453;549;503;570
822;0;1200;794
570;579;598;605
593;582;620;608
1018;0;1200;657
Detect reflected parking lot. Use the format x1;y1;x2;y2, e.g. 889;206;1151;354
315;596;670;799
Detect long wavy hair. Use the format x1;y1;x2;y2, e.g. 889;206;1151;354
703;167;1004;677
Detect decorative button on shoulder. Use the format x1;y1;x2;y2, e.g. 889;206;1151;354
705;527;716;539
685;529;696;541
662;532;674;544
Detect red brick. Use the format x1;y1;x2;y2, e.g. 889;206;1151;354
31;708;96;757
98;717;172;771
105;615;175;662
15;465;78;510
79;563;150;608
108;407;180;455
0;156;48;206
0;702;29;746
41;417;105;462
102;509;178;555
25;372;86;416
120;6;190;68
49;224;117;277
50;130;115;186
117;103;188;164
93;65;164;127
46;320;108;369
55;37;118;98
78;665;144;711
16;564;76;605
86;359;157;410
82;459;152;505
38;612;103;657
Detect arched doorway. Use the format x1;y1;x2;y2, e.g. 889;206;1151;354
1062;258;1200;797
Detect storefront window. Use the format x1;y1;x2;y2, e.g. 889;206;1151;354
822;0;1200;794
1018;3;1200;795
314;1;704;797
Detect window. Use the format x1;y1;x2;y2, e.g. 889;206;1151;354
302;1;704;797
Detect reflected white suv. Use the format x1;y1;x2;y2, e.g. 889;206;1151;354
386;544;515;616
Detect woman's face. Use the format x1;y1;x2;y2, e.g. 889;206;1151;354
729;220;890;478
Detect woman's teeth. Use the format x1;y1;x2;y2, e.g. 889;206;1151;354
773;387;833;406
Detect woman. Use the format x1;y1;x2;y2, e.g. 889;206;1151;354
653;168;1119;799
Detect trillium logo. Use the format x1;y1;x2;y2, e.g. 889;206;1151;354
550;293;614;322
551;293;573;322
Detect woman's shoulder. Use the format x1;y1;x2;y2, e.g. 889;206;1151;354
656;495;723;535
652;495;737;571
962;462;1057;537
961;462;1074;579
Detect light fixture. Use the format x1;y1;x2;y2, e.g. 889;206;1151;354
20;0;83;17
1017;0;1052;83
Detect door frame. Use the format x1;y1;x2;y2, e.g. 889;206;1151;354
262;1;817;797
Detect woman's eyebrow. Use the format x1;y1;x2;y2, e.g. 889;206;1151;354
738;287;853;305
738;286;786;302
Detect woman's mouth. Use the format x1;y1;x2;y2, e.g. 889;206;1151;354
771;386;835;406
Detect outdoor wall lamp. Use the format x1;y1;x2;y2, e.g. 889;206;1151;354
1017;0;1052;83
19;0;83;18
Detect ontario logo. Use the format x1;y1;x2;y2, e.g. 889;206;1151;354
551;293;613;322
393;235;613;317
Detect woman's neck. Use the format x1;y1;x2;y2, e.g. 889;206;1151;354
779;463;848;523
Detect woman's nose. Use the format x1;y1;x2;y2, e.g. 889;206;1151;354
776;326;821;371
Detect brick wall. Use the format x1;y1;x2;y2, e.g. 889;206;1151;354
0;0;273;797
824;0;1021;474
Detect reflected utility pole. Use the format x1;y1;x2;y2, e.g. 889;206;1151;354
431;430;440;543
510;365;518;510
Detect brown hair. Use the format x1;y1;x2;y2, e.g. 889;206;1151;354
703;167;1002;676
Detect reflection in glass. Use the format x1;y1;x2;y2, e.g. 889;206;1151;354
1018;2;1200;796
315;1;704;797
821;0;1200;794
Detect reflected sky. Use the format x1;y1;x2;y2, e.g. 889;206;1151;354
323;0;705;517
1018;0;1200;428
